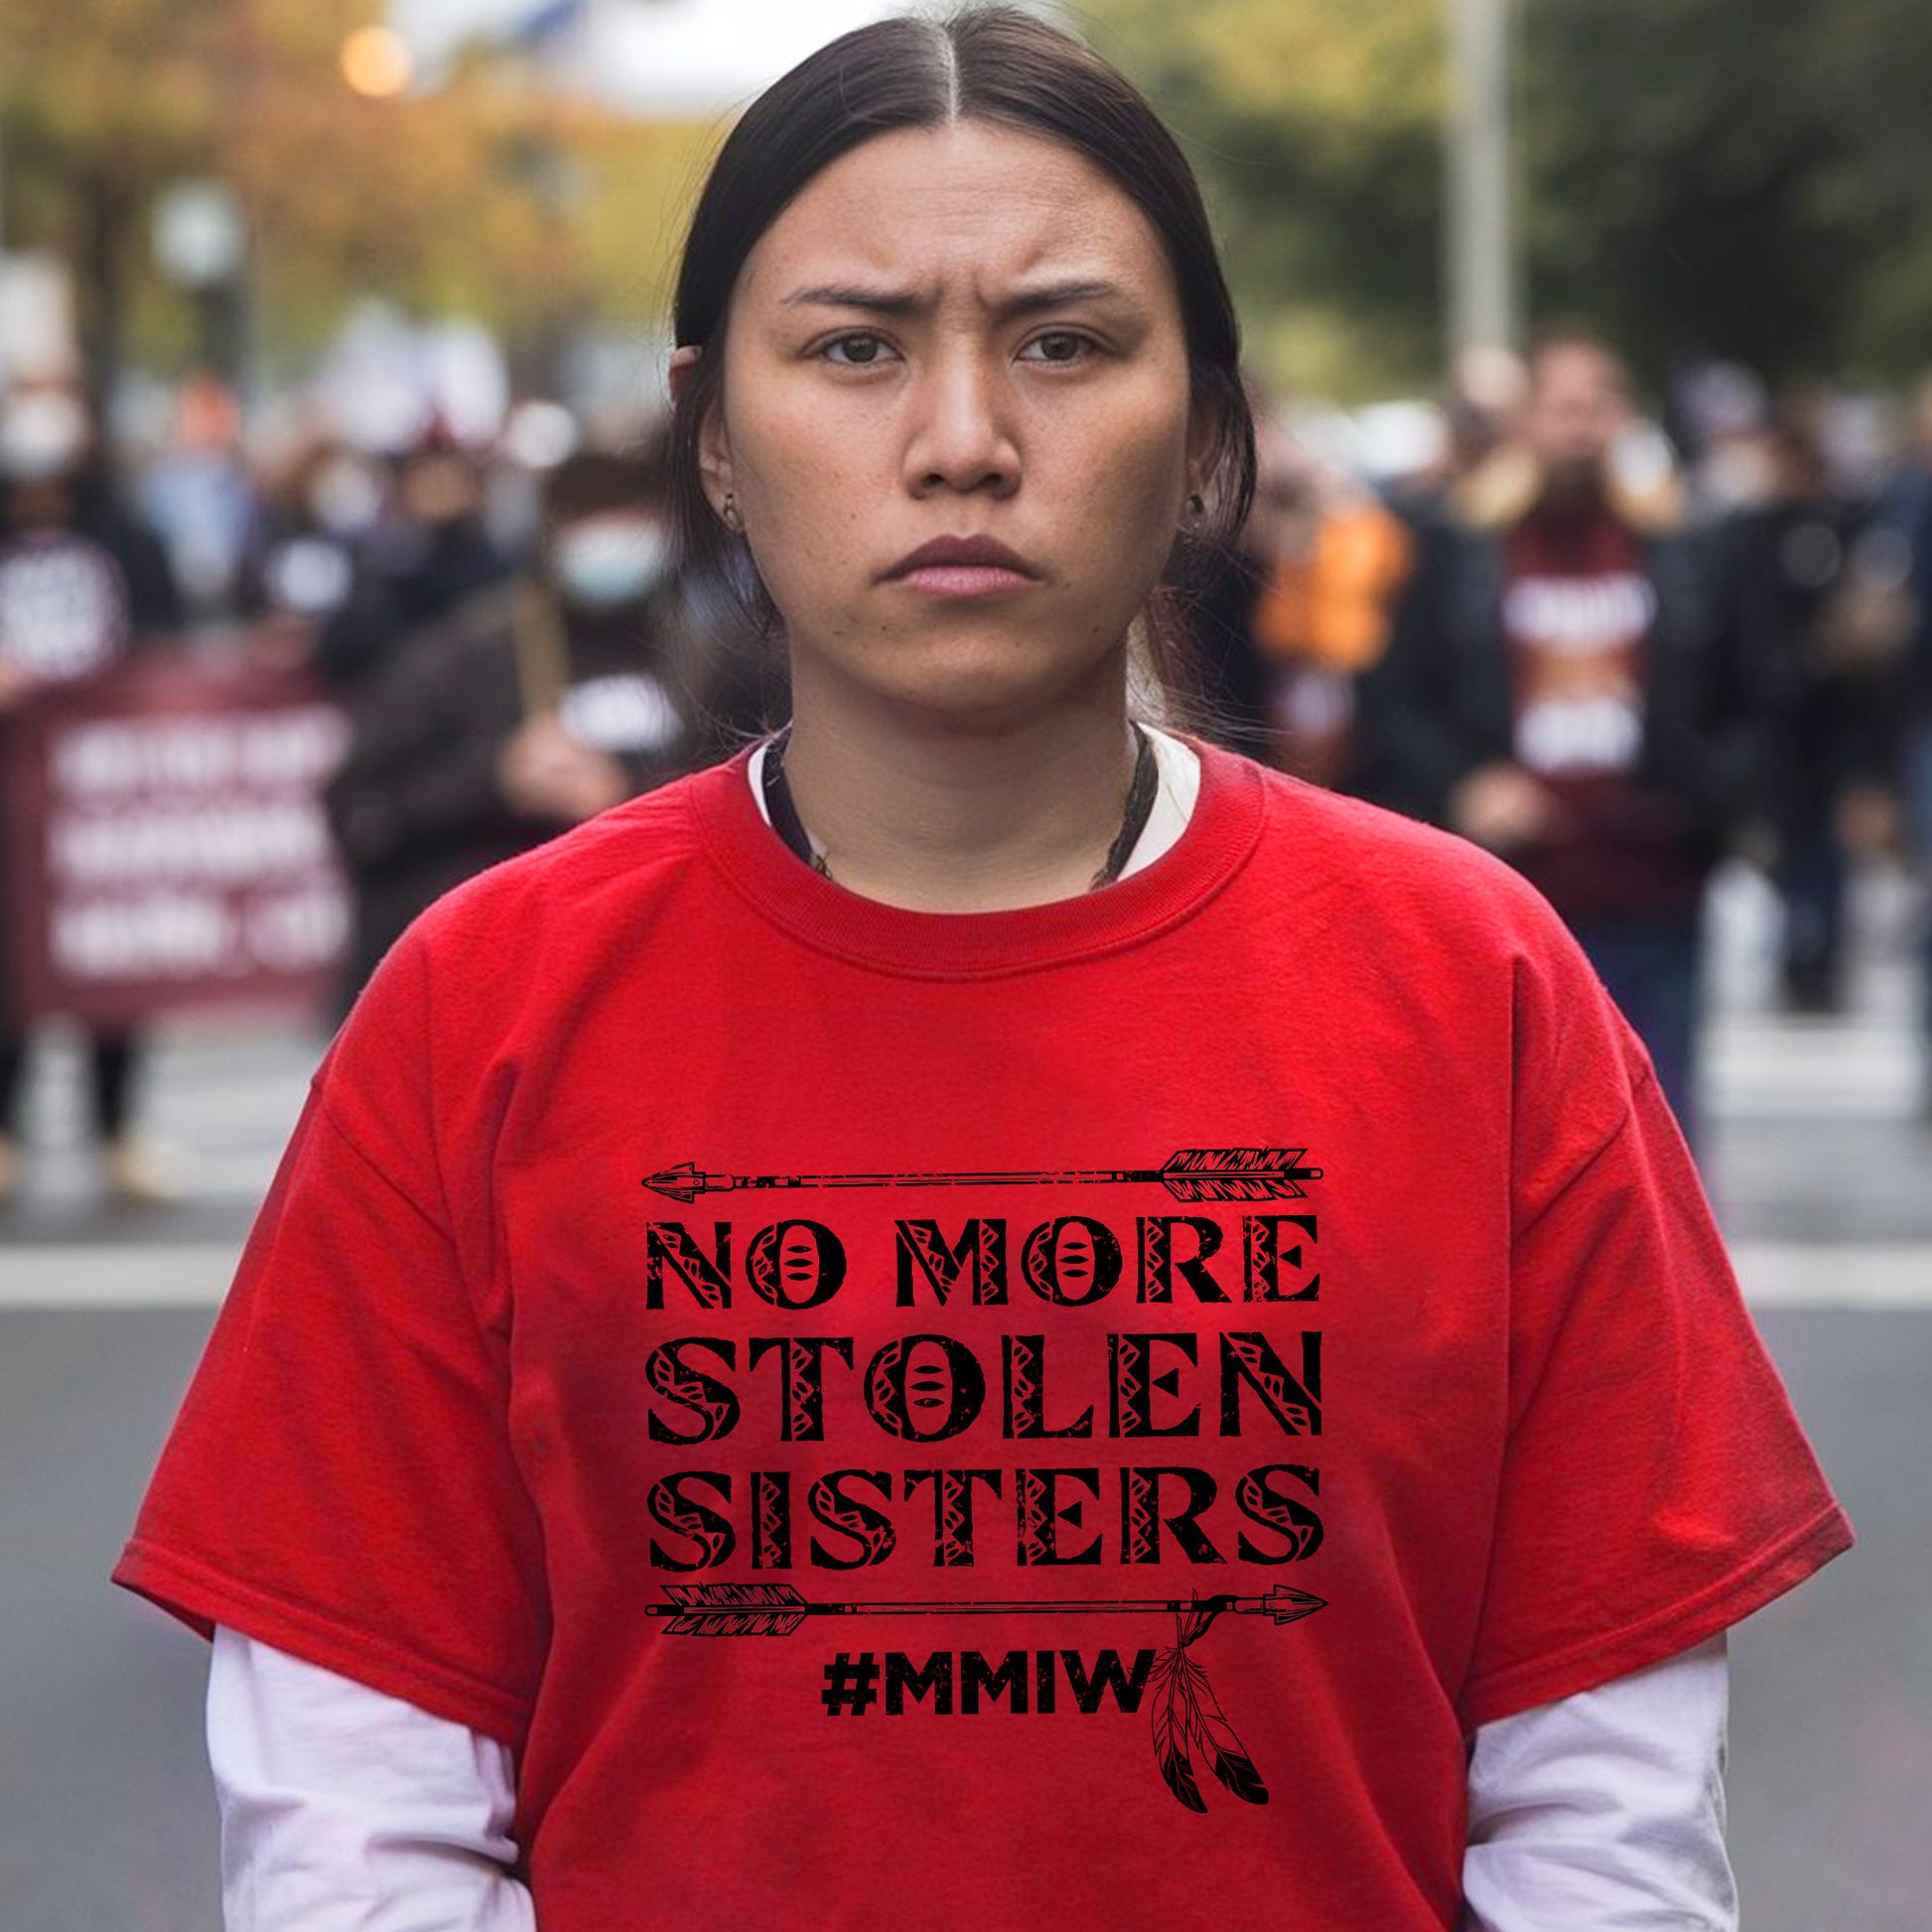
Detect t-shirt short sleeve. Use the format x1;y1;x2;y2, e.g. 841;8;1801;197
1453;912;1856;1732
110;929;545;1747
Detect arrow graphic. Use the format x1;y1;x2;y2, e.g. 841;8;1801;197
642;1147;1321;1204
645;1581;1327;1638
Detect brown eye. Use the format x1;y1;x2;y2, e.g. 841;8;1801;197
822;333;892;367
1024;331;1096;366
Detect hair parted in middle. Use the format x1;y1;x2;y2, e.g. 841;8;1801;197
664;4;1258;740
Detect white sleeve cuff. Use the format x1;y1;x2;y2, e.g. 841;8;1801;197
1461;1630;1736;1931
207;1623;537;1932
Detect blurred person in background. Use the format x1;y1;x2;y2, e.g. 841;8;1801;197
233;435;387;656
1241;409;1413;789
1371;345;1529;532
1863;372;1932;1115
322;432;760;1006
1722;400;1909;1015
136;371;259;625
1433;344;1531;509
1358;331;1773;1150
0;382;182;1204
311;429;509;693
1186;398;1413;783
1671;358;1775;523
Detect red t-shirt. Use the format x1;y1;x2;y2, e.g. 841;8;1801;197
113;733;1853;1932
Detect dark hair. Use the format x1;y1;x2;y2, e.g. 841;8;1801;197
667;4;1257;743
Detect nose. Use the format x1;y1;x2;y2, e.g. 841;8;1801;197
902;343;1021;499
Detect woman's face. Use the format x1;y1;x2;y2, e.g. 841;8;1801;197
682;119;1214;727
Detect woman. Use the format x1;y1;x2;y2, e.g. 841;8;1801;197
113;12;1853;1929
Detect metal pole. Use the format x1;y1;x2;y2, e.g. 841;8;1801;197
1445;0;1516;356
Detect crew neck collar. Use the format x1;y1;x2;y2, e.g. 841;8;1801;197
688;728;1265;979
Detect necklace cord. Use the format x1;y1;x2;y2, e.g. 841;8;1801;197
761;722;1160;892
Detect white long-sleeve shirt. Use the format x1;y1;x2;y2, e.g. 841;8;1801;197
206;727;1739;1929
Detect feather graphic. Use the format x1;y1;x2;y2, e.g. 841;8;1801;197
1141;1591;1274;1812
1156;1147;1320;1202
1181;1655;1269;1805
659;1582;810;1637
1151;1652;1207;1814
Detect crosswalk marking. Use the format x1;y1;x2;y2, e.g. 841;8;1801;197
1702;1015;1924;1121
1727;1243;1932;1308
0;1245;240;1307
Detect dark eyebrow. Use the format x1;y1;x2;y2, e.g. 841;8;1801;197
779;278;1136;319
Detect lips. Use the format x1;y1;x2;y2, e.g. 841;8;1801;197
881;534;1041;581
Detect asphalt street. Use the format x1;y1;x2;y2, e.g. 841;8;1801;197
2;859;1927;1931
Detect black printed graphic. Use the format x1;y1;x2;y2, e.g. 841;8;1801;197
643;1146;1322;1203
637;1142;1325;1811
1150;1599;1269;1812
820;1649;1159;1716
646;1580;1326;1635
650;1581;1325;1809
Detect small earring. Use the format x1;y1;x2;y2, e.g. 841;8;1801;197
1185;492;1205;521
721;491;743;533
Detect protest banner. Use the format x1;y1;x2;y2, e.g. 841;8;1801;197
0;648;349;1027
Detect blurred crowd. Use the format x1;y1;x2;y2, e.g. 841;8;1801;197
0;367;773;1202
3;329;1932;1198
1198;336;1932;1154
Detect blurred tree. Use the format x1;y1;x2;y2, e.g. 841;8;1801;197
8;0;1932;406
1519;0;1914;387
0;0;222;402
1080;0;1447;397
0;0;714;398
1087;0;1932;395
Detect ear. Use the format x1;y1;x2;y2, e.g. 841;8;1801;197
668;344;735;521
1183;396;1221;510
